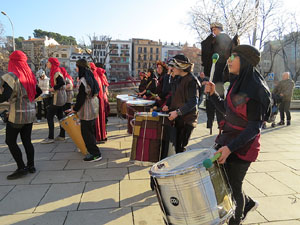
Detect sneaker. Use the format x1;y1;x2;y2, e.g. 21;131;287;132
54;136;65;141
277;121;285;125
7;168;28;180
83;154;102;162
41;138;54;144
26;166;36;173
241;199;259;222
287;120;291;126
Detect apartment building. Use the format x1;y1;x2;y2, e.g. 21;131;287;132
132;38;162;77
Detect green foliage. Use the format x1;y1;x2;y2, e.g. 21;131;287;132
33;29;77;45
14;36;25;50
293;88;300;100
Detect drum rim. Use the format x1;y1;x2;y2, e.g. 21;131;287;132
126;100;155;106
149;148;213;178
135;112;169;117
60;113;76;122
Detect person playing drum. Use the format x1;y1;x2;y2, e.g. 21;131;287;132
69;59;102;162
164;54;201;153
36;69;50;122
205;45;272;225
41;58;67;144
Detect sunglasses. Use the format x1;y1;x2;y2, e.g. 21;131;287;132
229;53;238;61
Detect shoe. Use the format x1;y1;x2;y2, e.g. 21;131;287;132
26;166;36;173
241;199;259;222
7;168;28;180
262;123;267;129
54;136;65;141
277;121;284;125
41;138;54;144
287;120;291;126
228;216;241;225
83;154;102;162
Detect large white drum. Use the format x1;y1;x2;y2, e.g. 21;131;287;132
149;148;234;225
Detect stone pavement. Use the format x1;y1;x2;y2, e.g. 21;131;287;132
0;110;299;225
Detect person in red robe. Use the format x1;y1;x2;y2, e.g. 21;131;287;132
95;63;110;124
90;63;107;143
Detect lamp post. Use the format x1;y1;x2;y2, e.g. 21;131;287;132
1;11;15;51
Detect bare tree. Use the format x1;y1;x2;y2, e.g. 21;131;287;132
189;0;257;41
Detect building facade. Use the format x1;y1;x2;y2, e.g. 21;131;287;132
132;38;162;77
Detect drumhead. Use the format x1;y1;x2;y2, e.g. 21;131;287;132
150;148;215;178
127;99;155;106
60;113;76;122
135;112;169;117
116;95;136;101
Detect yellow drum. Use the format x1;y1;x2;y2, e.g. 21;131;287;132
60;113;87;155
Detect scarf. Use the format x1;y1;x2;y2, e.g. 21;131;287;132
96;67;109;86
90;63;103;98
48;57;61;87
60;67;73;85
8;51;37;102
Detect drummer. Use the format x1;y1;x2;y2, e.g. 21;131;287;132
138;72;147;93
69;59;102;162
154;61;171;107
60;67;74;113
41;58;67;144
138;68;157;99
164;54;200;153
36;69;50;122
205;45;272;224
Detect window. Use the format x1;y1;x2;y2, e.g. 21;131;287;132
156;48;159;54
143;63;147;68
150;48;153;53
138;62;141;68
138;47;142;53
144;55;146;60
150;55;153;60
56;54;59;57
156;55;159;60
138;54;141;60
144;47;147;53
61;54;67;58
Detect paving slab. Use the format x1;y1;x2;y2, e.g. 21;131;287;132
64;159;107;170
107;157;134;168
84;168;129;181
51;152;83;160
246;172;296;196
268;171;300;192
256;196;300;221
128;166;151;180
65;208;133;225
0;184;49;214
78;181;119;210
241;210;267;224
279;159;300;170
0;211;67;225
0;154;12;162
250;161;292;172
35;182;85;212
0;185;14;201
259;221;300;225
31;170;85;184
0;172;36;186
133;205;165;225
120;180;157;207
34;160;68;171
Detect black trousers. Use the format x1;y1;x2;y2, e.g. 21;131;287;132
81;119;101;157
5;122;34;169
279;100;291;121
36;97;51;120
175;119;194;153
206;99;224;128
47;105;65;139
224;153;251;222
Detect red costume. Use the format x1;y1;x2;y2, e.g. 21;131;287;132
90;63;107;142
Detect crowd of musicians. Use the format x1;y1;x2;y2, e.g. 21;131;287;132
0;22;272;225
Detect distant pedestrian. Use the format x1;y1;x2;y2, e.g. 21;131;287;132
273;72;295;126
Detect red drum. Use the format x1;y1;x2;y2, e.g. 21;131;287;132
126;99;155;134
130;112;172;166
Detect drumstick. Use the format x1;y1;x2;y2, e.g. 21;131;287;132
203;152;221;168
146;90;157;97
209;53;220;82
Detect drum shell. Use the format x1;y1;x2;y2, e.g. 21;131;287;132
130;113;168;165
150;149;234;225
60;114;87;155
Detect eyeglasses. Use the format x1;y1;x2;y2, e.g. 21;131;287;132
229;53;238;61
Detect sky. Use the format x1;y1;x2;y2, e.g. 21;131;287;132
0;0;298;46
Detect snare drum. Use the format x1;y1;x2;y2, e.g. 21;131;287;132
59;113;87;155
130;112;171;166
126;99;155;134
116;95;136;118
150;148;234;225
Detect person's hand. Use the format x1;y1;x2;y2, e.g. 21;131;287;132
156;96;161;101
204;81;216;96
168;110;178;121
162;105;169;112
66;109;75;115
202;81;208;86
143;95;147;99
49;88;54;92
215;146;231;164
280;93;283;97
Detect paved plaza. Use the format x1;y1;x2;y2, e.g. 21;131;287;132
0;110;300;225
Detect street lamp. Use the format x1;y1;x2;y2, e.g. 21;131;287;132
1;11;15;51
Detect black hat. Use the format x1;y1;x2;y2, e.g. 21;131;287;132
233;45;260;67
76;59;90;68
